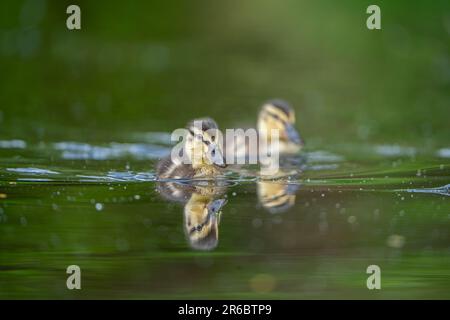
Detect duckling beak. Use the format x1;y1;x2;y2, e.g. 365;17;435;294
208;145;227;168
286;123;304;146
207;198;227;215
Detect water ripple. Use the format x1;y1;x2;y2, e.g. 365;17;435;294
404;184;450;197
6;167;60;175
53;141;170;160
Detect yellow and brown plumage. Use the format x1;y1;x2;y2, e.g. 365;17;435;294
156;180;227;250
157;117;227;179
226;99;304;162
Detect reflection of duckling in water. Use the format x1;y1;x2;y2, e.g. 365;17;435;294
156;181;227;251
157;118;226;179
257;181;299;214
184;193;226;250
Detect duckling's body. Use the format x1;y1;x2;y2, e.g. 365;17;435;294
258;99;304;155
156;117;226;179
226;99;304;163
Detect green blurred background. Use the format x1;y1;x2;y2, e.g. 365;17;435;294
1;0;449;145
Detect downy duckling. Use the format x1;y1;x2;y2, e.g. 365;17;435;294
227;99;304;163
258;99;304;155
157;118;227;179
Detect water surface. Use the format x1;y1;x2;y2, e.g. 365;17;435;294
0;136;448;299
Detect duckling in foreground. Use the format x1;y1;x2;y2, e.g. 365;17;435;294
157;118;227;179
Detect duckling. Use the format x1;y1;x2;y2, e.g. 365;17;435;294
226;99;304;164
157;118;227;179
257;99;304;155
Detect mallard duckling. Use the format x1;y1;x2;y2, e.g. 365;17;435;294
184;193;227;251
258;99;304;155
226;99;304;164
157;118;226;179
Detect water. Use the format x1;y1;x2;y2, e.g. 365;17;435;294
0;135;449;299
1;0;449;299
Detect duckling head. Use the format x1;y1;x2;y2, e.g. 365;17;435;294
257;99;304;153
185;118;227;175
184;193;227;250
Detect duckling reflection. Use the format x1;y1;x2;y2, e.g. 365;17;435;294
257;181;299;214
157;181;227;251
184;193;226;250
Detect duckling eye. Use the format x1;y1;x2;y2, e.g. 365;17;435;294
211;135;215;142
211;149;216;156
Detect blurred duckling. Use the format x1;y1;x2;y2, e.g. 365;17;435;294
257;99;304;155
157;118;226;179
227;99;304;163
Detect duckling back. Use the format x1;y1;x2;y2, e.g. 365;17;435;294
156;155;195;179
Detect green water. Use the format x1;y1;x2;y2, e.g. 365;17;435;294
0;0;449;299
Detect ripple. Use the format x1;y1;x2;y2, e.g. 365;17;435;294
306;151;344;163
374;144;416;157
404;184;450;197
0;140;27;149
437;148;450;158
17;178;55;182
54;141;170;160
6;167;60;175
107;171;156;182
